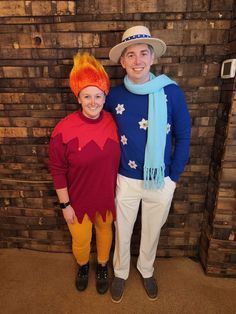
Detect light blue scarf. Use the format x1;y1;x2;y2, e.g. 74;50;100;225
124;73;177;189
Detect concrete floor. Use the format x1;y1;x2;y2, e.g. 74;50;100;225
0;249;236;314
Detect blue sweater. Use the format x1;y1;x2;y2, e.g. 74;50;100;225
105;82;191;182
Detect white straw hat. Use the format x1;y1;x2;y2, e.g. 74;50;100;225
109;25;166;63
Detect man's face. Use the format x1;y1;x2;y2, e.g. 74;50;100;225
120;43;154;84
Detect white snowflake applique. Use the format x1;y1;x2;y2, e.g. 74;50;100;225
128;160;137;169
165;94;168;102
120;135;128;145
166;123;171;134
115;104;125;115
138;118;148;130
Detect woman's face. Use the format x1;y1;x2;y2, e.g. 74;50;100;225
78;86;106;119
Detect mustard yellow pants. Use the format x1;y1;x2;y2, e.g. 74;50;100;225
67;211;113;266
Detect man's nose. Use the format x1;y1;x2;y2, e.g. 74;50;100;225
134;55;141;64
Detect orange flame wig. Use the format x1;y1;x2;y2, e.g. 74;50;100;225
69;52;110;97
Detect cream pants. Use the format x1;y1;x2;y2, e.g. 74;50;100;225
113;174;176;279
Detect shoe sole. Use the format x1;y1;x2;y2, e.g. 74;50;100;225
111;294;123;303
76;286;88;291
146;295;158;301
96;287;109;294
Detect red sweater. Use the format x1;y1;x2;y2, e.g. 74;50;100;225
48;110;120;223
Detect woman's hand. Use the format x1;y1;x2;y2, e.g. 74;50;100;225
62;205;76;224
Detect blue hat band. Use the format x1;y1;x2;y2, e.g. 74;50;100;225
122;34;151;42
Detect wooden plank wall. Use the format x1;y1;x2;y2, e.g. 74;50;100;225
200;84;236;277
200;4;236;277
0;1;235;275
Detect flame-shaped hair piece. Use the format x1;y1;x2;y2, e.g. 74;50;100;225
69;52;110;97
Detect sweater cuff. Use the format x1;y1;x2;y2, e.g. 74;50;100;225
169;172;180;183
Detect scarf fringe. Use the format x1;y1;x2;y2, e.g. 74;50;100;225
144;166;165;189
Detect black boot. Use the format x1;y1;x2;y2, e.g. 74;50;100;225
75;262;89;291
96;263;109;294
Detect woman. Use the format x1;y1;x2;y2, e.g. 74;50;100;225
48;53;120;294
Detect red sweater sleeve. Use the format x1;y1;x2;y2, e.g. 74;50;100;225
48;133;68;189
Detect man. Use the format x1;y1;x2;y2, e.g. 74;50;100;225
105;25;191;303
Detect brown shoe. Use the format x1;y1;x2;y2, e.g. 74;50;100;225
110;277;125;303
143;276;158;300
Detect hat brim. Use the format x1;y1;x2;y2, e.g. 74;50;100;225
109;38;166;64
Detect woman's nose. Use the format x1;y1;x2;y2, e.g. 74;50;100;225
90;98;95;105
